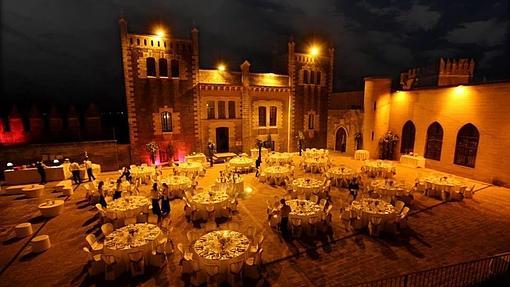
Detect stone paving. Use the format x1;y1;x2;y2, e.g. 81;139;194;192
0;152;509;287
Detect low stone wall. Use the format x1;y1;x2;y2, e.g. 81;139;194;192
0;140;131;180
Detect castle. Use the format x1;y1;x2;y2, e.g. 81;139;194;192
119;18;510;185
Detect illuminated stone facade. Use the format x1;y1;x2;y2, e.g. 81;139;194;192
119;18;333;163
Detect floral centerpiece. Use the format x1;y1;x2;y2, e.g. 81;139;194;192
145;142;159;164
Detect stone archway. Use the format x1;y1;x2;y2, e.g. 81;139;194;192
335;127;347;152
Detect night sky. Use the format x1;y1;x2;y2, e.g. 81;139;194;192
2;0;509;113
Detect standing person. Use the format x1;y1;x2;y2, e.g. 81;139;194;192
84;157;95;182
207;140;216;167
113;179;122;200
255;156;261;177
348;178;360;201
119;166;132;183
70;161;81;185
35;160;47;184
97;181;107;208
150;183;162;218
279;198;291;239
161;183;170;216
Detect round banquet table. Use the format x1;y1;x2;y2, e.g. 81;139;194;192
362;161;395;178
423;177;463;198
228;157;255;172
354;150;370;161
191;189;229;219
303;158;329;173
105;196;150;220
215;178;244;196
104;223;163;269
287;199;323;222
161;175;192;197
250;147;268;159
292;178;324;198
130;167;155;180
38;200;65;217
266;152;293;166
303;148;328;159
350;198;397;228
193;230;250;275
371;180;407;200
177;161;203;177
264;166;292;185
22;184;45;198
327;166;355;186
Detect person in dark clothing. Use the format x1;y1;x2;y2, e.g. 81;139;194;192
161;183;170;216
150;182;161;217
207;141;216;167
279;199;291;239
113;179;122;200
35;161;47;184
255;157;262;177
97;181;107;208
119;166;132;183
348;178;360;200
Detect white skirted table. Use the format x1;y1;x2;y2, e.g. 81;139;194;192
362;161;396;178
400;155;426;168
350;198;397;228
292;178;325;198
354;150;370;161
287;199;323;222
371;180;408;201
104;223;164;270
264;166;292;185
176;162;204;177
423;176;464;200
161;176;192;198
105;196;150;220
38;200;65;218
228;156;255;173
22;184;45;198
266;152;293;166
191;188;229;220
130;166;155;181
193;230;250;276
185;153;207;166
327;166;356;186
250;148;268;159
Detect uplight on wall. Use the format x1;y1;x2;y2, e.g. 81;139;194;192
309;45;320;57
217;63;226;72
453;85;466;97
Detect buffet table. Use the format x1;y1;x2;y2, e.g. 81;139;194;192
185;153;207;166
193;230;250;275
400;155;425;168
4;166;70;185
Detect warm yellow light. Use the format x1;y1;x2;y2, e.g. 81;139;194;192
217;64;226;72
244;186;253;193
154;28;165;38
309;46;320;57
453;85;466;96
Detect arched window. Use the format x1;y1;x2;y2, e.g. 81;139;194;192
171;59;179;78
308;114;315;130
400;120;416;154
303;70;309;84
335;127;347;152
258;106;266;127
269;106;277;126
146;57;156;77
159;59;168;77
161;112;172;132
454;123;479;168
425;122;443;160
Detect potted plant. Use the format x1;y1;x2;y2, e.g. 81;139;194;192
379;131;399;160
145;142;159;165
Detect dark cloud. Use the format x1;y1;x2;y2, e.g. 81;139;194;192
1;0;508;110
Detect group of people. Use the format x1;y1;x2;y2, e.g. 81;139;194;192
34;156;96;185
150;182;172;219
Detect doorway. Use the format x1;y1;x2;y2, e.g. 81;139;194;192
335;127;347;152
215;127;229;153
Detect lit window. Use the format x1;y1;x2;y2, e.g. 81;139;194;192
161;112;172;132
159;58;168;77
258;107;267;127
228;101;236;119
308;114;315;129
171;59;179;78
207;101;215;119
454;123;479;168
146;57;156;77
269;106;277;126
218;101;226;119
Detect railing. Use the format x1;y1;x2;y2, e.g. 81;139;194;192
347;252;510;287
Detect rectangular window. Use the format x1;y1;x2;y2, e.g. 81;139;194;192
161;112;172;132
228;101;236;119
316;71;321;85
207;101;215;119
258;106;266;127
218;101;226;119
373;101;377;111
310;71;315;85
269;106;277;126
308;114;314;129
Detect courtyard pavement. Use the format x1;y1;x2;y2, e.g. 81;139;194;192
1;152;509;286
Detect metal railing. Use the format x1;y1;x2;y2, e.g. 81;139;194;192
347;252;510;287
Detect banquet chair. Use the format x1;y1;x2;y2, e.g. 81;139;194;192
128;251;145;277
394;201;405;214
101;223;114;237
464;185;475;198
177;243;194;274
284;179;293;192
297;194;306;200
290;218;303;238
206;205;216;220
95;204;106;223
149;239;167;268
259;172;266;183
310;194;319;204
398;207;410;229
307;216;320;237
368;217;383;237
204;263;220;287
101;254;121;281
203;221;217;232
246;226;256;241
319;199;328;210
190;270;207;286
85;234;104;254
148;214;159;225
229;260;245;287
244;248;263;280
340;208;351;231
83;247;104;276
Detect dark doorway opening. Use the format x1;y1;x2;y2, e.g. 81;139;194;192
216;127;229;153
335;127;347;152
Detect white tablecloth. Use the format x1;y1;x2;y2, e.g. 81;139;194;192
354;150;370;161
400;155;425;168
193;230;250;275
264;166;292;185
185;153;207;166
371;180;408;200
105;196;150;219
362;161;395;178
176;162;203;177
292;178;324;198
191;188;229;219
303;158;329;173
250;148;269;159
266;152;293;166
131;166;155;180
327;166;356;186
287;199;323;221
228;156;254;170
161;176;192;197
350;198;397;227
4;166;69;185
